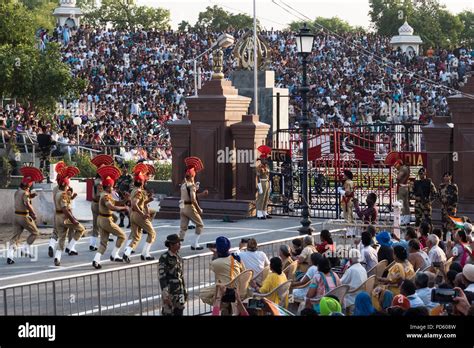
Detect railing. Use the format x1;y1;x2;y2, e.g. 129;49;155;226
0;234;321;316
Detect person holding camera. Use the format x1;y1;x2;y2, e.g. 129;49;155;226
159;234;187;316
211;284;249;316
37;125;56;183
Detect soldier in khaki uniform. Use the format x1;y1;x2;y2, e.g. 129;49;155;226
179;157;207;250
339;170;355;223
438;171;458;238
255;145;272;219
53;166;86;266
90;155;114;251
394;159;411;225
7;167;44;265
122;163;157;263
92;165;129;269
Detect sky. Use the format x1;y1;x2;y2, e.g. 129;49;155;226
138;0;473;30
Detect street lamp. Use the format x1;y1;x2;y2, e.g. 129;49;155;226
295;23;315;235
193;33;235;96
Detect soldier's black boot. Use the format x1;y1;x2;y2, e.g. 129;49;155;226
7;258;14;265
119;216;124;228
54;258;61;267
123;254;131;264
92;261;101;269
48;246;54;258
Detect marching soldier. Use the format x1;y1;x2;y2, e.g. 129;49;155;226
116;164;133;228
394;159;411;225
412;167;437;227
53;166;86;266
179;156;207;250
159;234;187;316
438;171;458;238
339;170;355;223
92;165;130;269
122;163;157;263
256;145;272;220
7;167;44;264
48;161;67;257
90;155;114;251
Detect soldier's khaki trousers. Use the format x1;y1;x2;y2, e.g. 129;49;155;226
179;205;204;240
97;216;126;254
397;186;410;216
256;180;270;211
128;211;156;249
341;200;354;223
11;214;39;246
55;214;86;251
91;201;99;237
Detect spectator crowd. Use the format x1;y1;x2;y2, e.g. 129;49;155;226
0;25;472;161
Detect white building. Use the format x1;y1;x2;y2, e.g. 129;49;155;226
53;0;83;28
390;21;423;55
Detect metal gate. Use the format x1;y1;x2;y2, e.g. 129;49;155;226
268;124;425;220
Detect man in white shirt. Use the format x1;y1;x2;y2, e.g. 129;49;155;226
427;234;447;266
360;231;378;271
291;253;323;301
340;249;367;307
401;279;425;308
238;238;269;284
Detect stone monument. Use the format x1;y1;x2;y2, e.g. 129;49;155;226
230;31;289;142
159;47;271;219
390;20;423;55
53;0;83;28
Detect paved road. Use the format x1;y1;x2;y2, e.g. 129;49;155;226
0;217;332;316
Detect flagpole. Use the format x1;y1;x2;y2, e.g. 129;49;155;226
253;0;258;117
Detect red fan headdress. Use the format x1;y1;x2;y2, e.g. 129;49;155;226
58;166;80;186
146;164;156;179
257;145;272;159
55;161;67;184
97;165;121;187
133;163;149;183
184;157;204;177
91;154;114;168
20;166;44;186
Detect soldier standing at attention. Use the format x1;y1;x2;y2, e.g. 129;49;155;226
122;163;157;263
394;159;411;225
256;145;272;220
7;167;44;265
92;165;129;269
90;155;114;251
159;234;187;316
53;166;86;266
412;168;437;227
179;157;207;250
339;170;355;223
438;171;458;238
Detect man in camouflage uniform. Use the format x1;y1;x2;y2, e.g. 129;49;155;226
438;171;458;238
412;167;437;227
159;234;187;316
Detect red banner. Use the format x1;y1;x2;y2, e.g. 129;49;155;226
308;144;322;161
353;146;375;165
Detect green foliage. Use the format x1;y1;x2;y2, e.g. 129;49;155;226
0;0;35;47
82;0;170;30
154;162;171;181
289;16;363;34
369;0;471;48
72;153;96;178
191;5;256;32
457;10;474;47
0;43;87;118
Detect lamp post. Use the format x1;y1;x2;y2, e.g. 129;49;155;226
193;33;235;96
295;24;315;235
73;116;82;153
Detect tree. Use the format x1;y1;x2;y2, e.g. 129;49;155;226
192;5;255;32
457;10;474;47
368;0;414;36
289;16;360;33
178;20;192;32
81;0;170;30
0;0;35;46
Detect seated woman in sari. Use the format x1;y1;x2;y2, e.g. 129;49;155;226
377;245;415;295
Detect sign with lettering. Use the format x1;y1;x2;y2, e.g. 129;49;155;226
384;151;427;167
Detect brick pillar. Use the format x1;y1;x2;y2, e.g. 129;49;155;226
167;119;190;196
230;114;271;200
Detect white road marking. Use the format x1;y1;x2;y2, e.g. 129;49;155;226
0;225;302;283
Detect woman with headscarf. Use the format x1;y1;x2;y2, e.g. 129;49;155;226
376;231;395;265
353;292;376;316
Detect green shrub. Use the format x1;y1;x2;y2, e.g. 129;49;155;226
154;162;172;181
71;153;96;178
